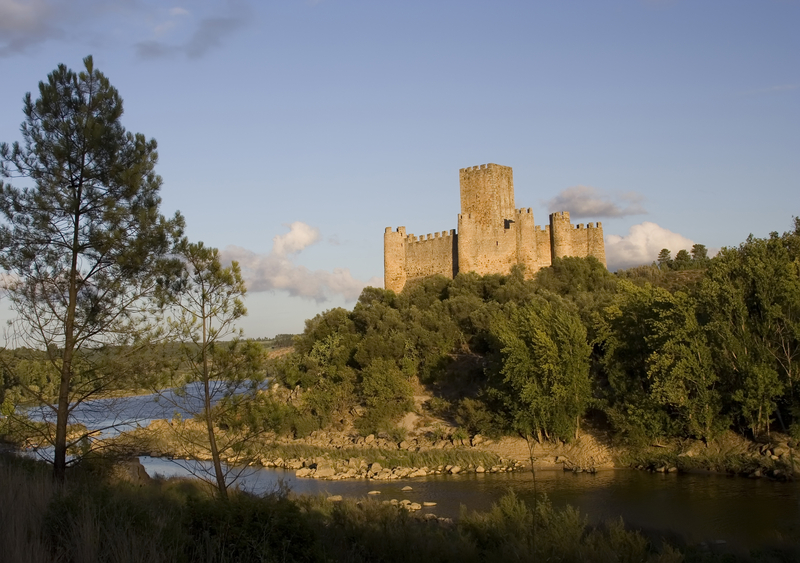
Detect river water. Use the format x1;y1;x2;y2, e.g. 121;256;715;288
25;387;800;551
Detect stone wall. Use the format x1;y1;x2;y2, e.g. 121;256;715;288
384;164;606;293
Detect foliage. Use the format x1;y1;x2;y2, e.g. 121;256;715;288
487;297;592;442
155;241;266;497
271;219;800;446
1;453;714;563
0;56;183;480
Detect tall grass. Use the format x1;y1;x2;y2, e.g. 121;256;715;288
3;452;795;562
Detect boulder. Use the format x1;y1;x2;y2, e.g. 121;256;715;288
475;466;485;473
449;466;461;474
315;465;336;478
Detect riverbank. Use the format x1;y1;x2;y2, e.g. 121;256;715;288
104;414;799;483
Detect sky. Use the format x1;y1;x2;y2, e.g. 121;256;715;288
0;0;798;338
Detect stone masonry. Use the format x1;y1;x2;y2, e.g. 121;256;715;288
384;163;606;293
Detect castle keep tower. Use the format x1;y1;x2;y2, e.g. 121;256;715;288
384;164;606;293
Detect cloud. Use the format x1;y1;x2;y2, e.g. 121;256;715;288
546;186;646;218
605;221;694;270
0;0;249;59
136;1;251;60
741;84;800;96
219;222;382;303
0;0;63;56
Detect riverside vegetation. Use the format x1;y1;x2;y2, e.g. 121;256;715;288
6;452;800;563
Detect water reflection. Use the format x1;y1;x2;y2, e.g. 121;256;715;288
140;457;800;550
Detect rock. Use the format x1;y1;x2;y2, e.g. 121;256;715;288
475;465;485;473
409;502;422;510
471;434;484;446
399;441;410;450
327;495;343;502
295;467;312;478
423;501;437;507
773;446;789;457
368;490;381;495
114;458;152;486
449;466;461;474
315;465;336;478
369;462;383;474
402;485;413;491
365;434;375;444
424;513;438;521
668;466;678;473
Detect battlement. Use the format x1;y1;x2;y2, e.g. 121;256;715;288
459;163;511;173
385;164;606;293
405;229;456;245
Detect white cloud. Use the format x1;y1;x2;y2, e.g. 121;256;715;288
219;222;381;303
169;7;189;17
605;221;694;270
546;186;646;218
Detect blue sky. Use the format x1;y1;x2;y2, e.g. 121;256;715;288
1;0;798;338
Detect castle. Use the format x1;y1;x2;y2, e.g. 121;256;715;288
384;163;607;293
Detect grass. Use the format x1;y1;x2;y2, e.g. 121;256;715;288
3;452;798;562
257;443;503;469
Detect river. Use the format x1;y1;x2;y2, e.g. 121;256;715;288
24;387;800;551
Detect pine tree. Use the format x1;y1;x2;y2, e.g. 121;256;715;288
0;56;183;481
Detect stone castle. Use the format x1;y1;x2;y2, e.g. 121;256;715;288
384;163;607;293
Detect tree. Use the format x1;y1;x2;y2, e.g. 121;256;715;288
691;244;709;266
487;297;592;443
657;249;672;271
0;56;183;481
673;249;692;271
157;241;266;498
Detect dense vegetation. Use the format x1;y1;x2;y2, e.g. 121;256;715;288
7;452;797;563
272;219;800;446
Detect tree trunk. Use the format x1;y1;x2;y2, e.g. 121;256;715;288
202;313;227;499
54;208;81;482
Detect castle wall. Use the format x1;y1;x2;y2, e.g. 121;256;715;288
384;164;607;293
548;212;606;267
404;229;458;283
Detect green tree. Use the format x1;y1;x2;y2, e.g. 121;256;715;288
488;297;592;443
0;56;182;481
646;291;723;441
657;249;672;271
157;241;265;498
700;224;800;436
673;249;691;271
691;243;709;266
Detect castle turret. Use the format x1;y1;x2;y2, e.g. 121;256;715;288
550;211;573;259
384;226;407;293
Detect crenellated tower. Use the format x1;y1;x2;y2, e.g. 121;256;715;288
384;164;606;293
